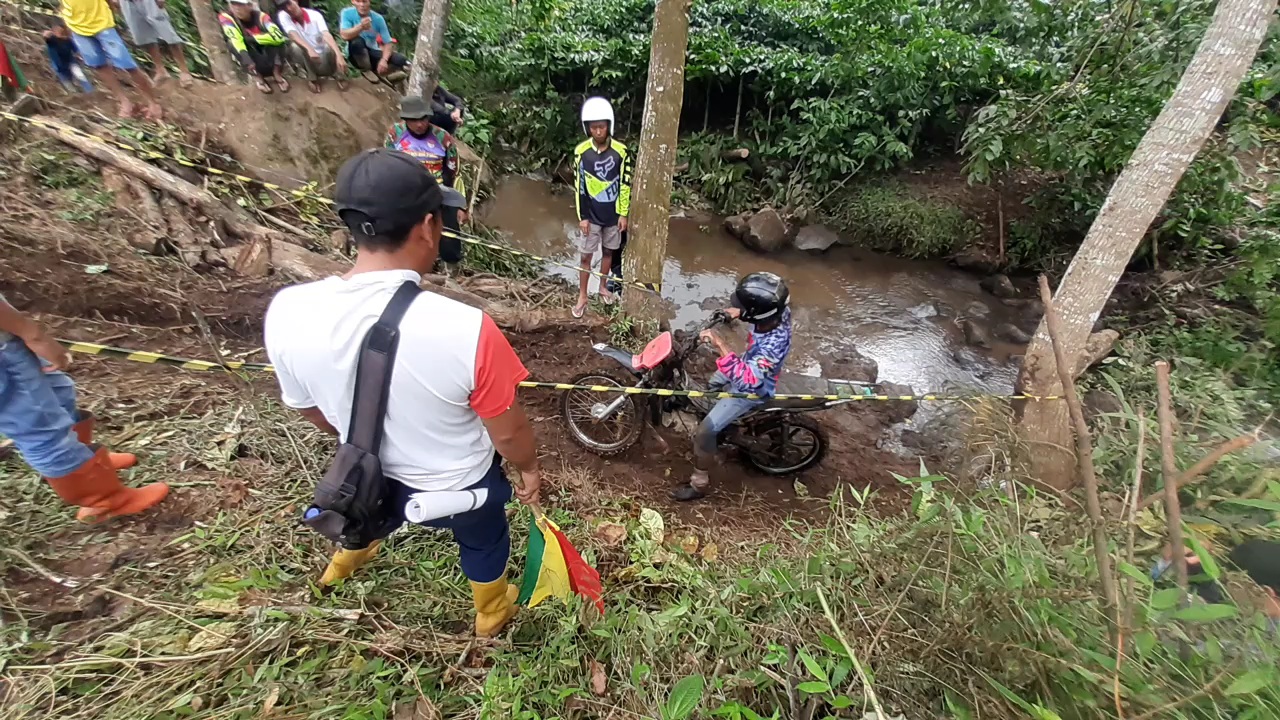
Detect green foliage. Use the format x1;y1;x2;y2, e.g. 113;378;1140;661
446;0;1033;197
28;149;94;190
826;183;981;258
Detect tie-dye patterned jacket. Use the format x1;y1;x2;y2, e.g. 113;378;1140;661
716;309;792;397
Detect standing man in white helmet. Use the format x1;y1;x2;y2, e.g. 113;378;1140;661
572;97;631;318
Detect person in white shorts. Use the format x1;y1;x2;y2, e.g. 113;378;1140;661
119;0;193;88
572;97;631;317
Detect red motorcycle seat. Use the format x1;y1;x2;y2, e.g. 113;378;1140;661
632;332;674;370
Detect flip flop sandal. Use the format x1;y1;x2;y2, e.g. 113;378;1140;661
572;302;587;319
276;77;290;93
255;78;273;94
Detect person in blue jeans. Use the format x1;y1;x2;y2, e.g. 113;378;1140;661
338;0;407;81
672;272;793;501
43;22;94;93
0;295;168;522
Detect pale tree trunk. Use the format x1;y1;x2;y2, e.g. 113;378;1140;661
189;0;236;84
406;0;452;100
1018;0;1276;489
623;0;691;326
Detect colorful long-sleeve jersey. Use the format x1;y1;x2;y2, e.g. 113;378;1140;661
574;137;631;227
715;309;792;397
384;123;466;197
218;10;287;68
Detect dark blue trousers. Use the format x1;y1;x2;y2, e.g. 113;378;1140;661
387;454;512;583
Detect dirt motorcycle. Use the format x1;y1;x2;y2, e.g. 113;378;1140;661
560;312;859;476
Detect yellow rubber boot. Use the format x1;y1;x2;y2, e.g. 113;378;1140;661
470;574;519;638
319;541;382;586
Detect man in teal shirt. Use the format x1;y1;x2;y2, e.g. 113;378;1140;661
338;0;406;80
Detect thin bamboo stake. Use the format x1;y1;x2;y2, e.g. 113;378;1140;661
1038;275;1119;616
1114;409;1146;719
1154;361;1188;591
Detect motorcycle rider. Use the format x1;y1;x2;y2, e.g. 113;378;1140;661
672;272;793;501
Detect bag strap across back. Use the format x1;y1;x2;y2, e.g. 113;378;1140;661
345;280;421;453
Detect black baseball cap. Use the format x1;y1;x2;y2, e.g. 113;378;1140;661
335;148;443;239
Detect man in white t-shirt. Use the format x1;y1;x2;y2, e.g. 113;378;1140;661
264;149;542;637
277;0;346;92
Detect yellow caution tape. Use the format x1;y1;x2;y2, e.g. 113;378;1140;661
57;339;1063;402
0;110;663;294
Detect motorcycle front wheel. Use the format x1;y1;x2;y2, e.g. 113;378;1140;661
560;371;645;456
741;415;828;475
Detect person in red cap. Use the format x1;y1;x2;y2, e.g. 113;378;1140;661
0;295;169;521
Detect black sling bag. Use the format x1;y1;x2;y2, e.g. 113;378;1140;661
303;280;420;549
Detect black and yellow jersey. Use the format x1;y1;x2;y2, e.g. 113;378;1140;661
574;138;631;227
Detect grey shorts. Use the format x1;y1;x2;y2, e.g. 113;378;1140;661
578;223;621;254
120;0;183;46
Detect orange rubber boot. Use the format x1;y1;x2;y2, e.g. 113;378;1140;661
44;449;169;523
72;411;137;470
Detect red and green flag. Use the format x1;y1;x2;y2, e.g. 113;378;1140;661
0;41;28;92
517;515;604;614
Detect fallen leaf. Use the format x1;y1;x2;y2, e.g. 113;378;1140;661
84;264;109;274
594;522;628;547
701;543;720;563
195;597;240;615
218;477;250;508
392;697;440;720
261;684;280;716
187;621;237;652
590;659;608;696
639;508;665;543
680;535;699;554
793;480;810;498
651;548;675;565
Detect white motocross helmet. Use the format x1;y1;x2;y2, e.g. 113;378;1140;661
581;96;615;136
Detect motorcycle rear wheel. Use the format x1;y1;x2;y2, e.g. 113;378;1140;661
560;371;645;456
741;415;828;475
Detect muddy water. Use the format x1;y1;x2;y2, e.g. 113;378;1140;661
481;176;1024;398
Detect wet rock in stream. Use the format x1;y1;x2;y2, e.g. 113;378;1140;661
793;224;840;253
723;212;750;238
995;322;1033;344
741;208;790;253
962;319;992;348
980;273;1019;299
821;348;879;384
951;248;1001;274
867;381;919;425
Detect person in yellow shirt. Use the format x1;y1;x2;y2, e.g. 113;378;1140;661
60;0;163;120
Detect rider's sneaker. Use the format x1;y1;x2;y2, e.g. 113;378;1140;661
670;483;706;502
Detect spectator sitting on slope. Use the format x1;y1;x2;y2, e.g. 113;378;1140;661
218;0;290;94
277;0;347;93
338;0;407;82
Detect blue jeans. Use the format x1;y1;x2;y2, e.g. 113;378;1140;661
0;340;93;477
387;454;513;583
71;27;138;71
694;371;764;464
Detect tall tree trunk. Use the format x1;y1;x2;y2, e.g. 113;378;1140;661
189;0;236;84
406;0;452;100
1017;0;1275;489
622;0;691;326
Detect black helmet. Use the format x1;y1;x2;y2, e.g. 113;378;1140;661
731;272;789;323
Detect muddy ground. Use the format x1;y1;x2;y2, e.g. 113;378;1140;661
0;48;922;626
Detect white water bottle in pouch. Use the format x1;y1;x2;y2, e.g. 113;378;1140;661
404;488;489;524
